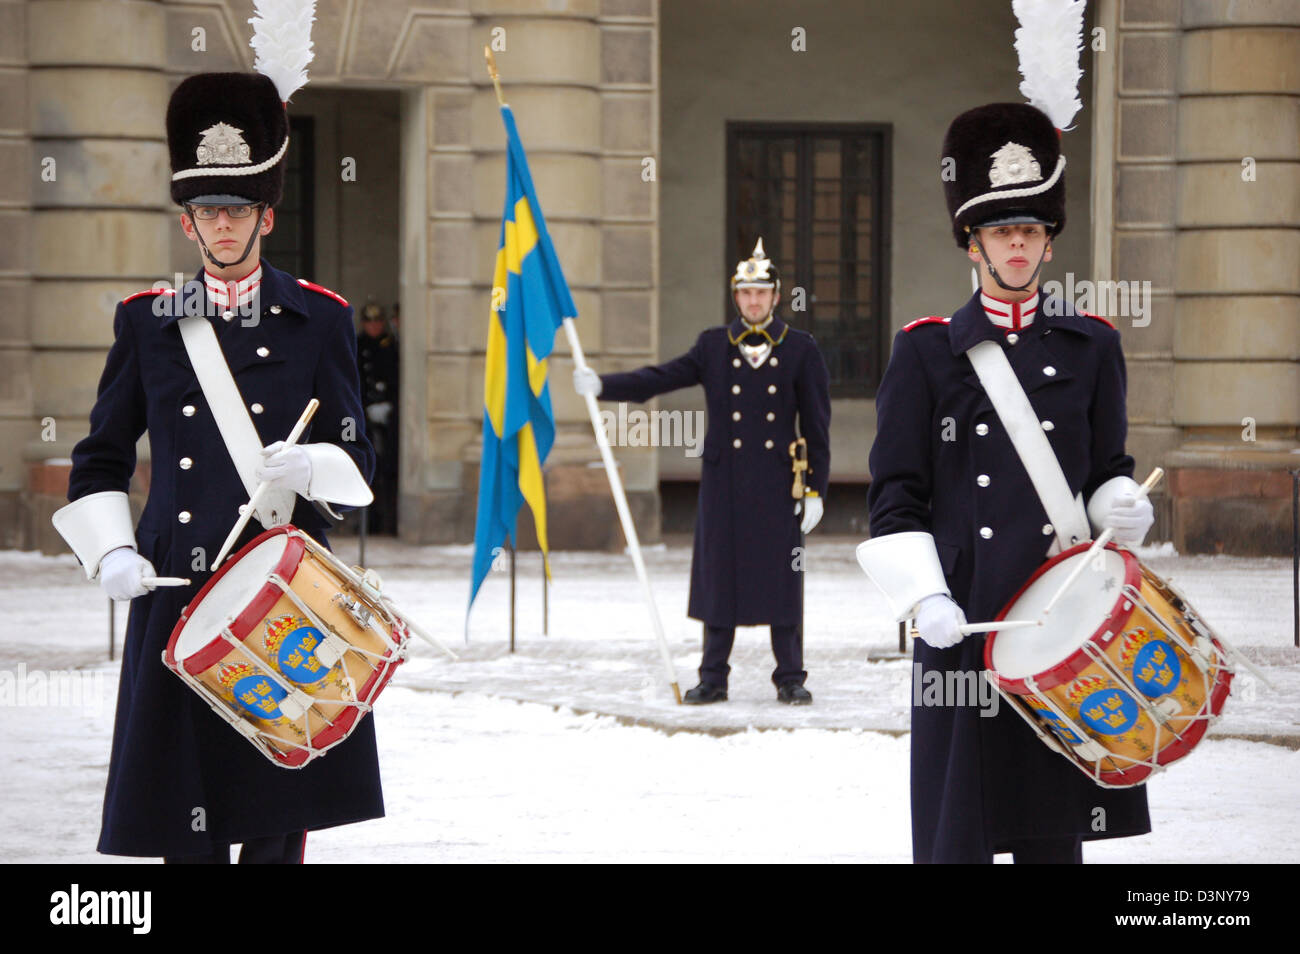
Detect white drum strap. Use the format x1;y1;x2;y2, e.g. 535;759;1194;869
966;339;1090;553
178;316;297;529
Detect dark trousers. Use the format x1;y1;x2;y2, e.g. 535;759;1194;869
699;624;806;689
164;830;307;864
1007;836;1083;864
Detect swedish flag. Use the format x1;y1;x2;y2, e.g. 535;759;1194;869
469;105;578;614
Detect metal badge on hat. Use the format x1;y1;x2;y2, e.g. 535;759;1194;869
732;237;777;289
196;123;253;166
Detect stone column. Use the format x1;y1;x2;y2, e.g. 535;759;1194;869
1168;1;1300;554
1091;0;1182;538
0;0;32;546
404;0;659;548
24;0;171;551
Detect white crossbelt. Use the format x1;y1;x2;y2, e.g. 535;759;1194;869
965;339;1090;555
177;315;297;529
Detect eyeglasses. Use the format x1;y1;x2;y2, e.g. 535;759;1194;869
188;205;261;220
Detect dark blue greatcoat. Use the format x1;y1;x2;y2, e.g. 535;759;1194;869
599;317;830;627
868;292;1151;863
69;260;382;857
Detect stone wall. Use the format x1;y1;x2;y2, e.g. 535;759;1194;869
1093;0;1300;554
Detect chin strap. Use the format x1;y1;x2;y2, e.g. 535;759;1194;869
187;205;266;271
970;231;1050;294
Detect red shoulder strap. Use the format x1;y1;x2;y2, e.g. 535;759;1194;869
122;287;174;305
902;316;950;332
297;279;348;306
1081;311;1116;330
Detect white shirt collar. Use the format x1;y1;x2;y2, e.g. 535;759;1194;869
204;265;263;309
980;291;1038;331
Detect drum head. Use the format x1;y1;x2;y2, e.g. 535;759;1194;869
171;531;298;668
989;547;1134;683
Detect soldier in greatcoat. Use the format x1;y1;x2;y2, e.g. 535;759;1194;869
52;69;380;862
357;303;400;534
574;241;831;704
859;102;1156;862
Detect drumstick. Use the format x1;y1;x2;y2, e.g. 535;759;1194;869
143;576;191;588
958;619;1042;635
212;398;320;571
1041;467;1164;617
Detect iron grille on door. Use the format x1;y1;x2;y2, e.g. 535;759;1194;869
727;123;891;398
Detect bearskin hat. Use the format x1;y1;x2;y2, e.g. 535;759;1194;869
942;103;1065;248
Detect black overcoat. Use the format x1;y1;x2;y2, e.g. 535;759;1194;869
599;317;830;628
868;292;1151;863
69;261;383;857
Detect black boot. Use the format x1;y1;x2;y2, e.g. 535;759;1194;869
776;683;812;705
683;683;728;704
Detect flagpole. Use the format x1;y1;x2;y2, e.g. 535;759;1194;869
564;320;681;704
485;47;681;704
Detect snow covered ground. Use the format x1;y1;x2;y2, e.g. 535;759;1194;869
1;535;1297;863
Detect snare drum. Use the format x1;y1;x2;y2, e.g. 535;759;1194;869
984;542;1233;787
164;526;409;768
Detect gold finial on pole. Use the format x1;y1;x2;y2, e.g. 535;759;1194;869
484;46;506;106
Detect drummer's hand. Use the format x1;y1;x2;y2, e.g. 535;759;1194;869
1102;491;1153;546
99;546;156;601
257;441;313;496
914;594;967;649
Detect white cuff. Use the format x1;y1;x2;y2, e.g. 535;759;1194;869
52;491;137;580
1086;475;1140;537
855;531;952;622
301;443;374;507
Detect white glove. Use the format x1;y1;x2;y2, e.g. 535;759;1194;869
797;495;823;534
1101;491;1154;546
914;594;967;650
99;546;156;601
366;401;393;426
256;441;313;496
573;366;602;397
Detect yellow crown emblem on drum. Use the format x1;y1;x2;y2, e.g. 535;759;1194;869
218;661;255;689
1066;674;1107;706
1119;627;1155;667
264;614;303;655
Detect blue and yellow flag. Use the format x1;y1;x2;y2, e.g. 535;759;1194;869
469;105;578;614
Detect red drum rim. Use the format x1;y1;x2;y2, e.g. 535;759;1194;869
983;541;1142;695
164;526;306;676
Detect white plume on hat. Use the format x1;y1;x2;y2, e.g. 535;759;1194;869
248;0;317;103
1012;0;1086;131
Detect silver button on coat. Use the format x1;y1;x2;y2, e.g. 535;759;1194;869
979;526;993;539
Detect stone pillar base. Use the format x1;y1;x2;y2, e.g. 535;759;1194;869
1168;454;1298;555
21;461;73;554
